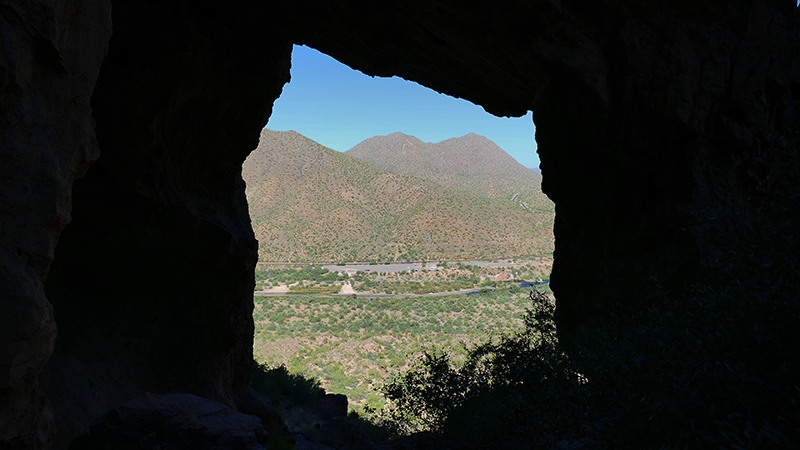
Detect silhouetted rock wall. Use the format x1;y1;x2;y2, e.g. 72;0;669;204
0;1;112;448
41;1;291;447
1;0;288;448
0;0;797;448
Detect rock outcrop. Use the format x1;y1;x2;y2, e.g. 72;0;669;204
0;0;797;448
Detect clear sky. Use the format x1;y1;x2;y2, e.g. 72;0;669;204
266;45;541;170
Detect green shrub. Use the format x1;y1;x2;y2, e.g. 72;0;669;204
378;290;595;448
287;284;341;295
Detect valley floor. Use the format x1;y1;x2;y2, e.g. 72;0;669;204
252;258;552;412
253;289;539;411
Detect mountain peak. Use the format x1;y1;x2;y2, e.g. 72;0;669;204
345;131;543;201
243;129;553;262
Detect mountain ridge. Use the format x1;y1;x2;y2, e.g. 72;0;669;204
244;129;554;262
345;132;548;206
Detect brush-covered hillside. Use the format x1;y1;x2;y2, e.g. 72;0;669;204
346;132;549;210
243;129;554;262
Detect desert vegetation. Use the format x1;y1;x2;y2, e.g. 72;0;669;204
253;260;551;294
376;290;594;448
252;284;545;413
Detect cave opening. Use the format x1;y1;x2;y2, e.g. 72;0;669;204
0;0;795;448
1;0;798;447
3;0;795;448
40;22;556;444
246;44;555;414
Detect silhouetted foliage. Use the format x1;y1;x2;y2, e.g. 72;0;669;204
379;290;596;448
251;362;322;410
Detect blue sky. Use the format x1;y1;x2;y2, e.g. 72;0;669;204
266;45;540;169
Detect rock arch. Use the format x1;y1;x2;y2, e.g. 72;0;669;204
1;0;796;447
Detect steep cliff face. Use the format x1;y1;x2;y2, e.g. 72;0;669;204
0;0;797;448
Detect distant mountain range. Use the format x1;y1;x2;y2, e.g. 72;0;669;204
243;130;554;262
346;132;547;206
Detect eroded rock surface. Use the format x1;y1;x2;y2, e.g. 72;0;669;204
0;0;797;448
0;1;112;448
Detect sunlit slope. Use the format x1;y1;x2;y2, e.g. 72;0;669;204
244;129;554;262
346;132;551;210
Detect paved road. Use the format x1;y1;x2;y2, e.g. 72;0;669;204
254;281;549;299
321;260;534;274
322;262;434;274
